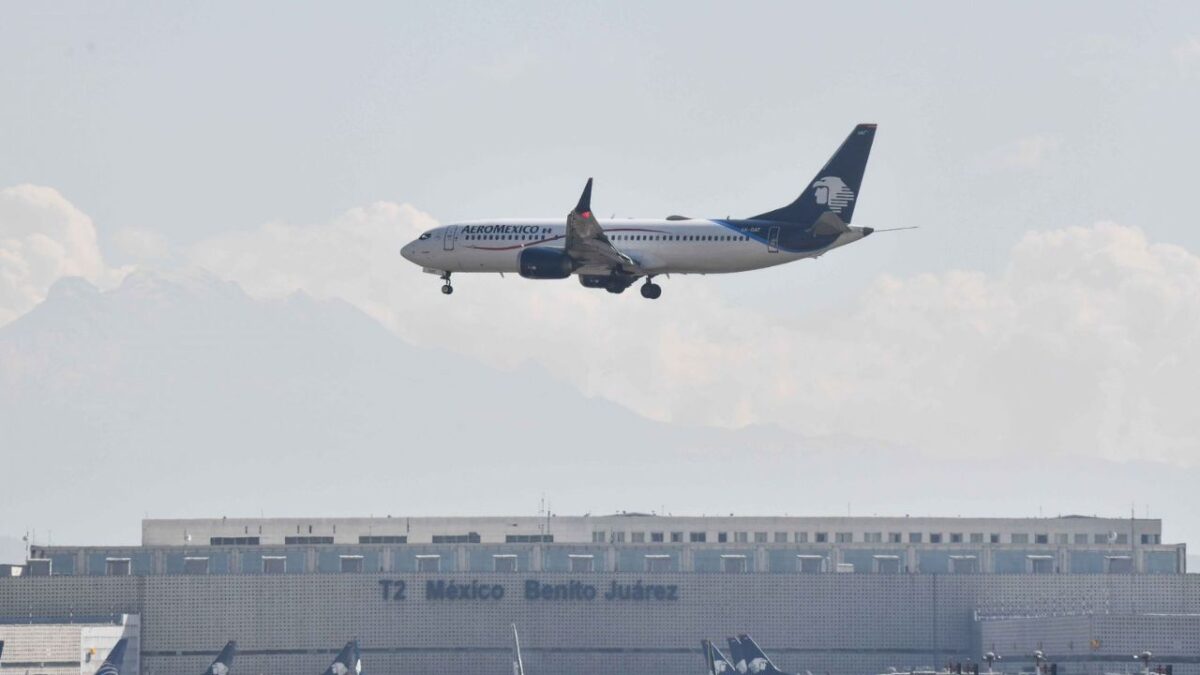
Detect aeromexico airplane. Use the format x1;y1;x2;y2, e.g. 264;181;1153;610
400;123;895;298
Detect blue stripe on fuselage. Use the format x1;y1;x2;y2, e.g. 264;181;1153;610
711;219;838;253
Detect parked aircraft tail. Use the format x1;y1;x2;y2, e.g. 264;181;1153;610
203;641;237;675
96;639;129;675
703;639;740;674
322;641;361;675
737;634;791;675
728;637;748;674
752;124;877;226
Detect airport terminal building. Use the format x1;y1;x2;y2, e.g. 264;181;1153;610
1;514;1195;675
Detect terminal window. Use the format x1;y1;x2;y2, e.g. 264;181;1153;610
888;532;902;543
432;532;481;544
1035;534;1049;544
774;532;788;543
795;532;809;543
1094;533;1108;544
1026;555;1054;574
360;535;407;544
1140;534;1160;544
836;532;853;543
183;557;209;575
949;533;963;543
209;537;260;546
284;536;333;545
416;555;441;573
797;555;824;573
650;532;664;543
105;558;131;576
718;532;728;543
990;533;1001;543
909;533;922;543
1056;533;1069;544
644;555;672;572
262;556;286;574
592;531;606;543
612;532;626;543
864;532;882;543
929;533;943;544
970;533;984;543
721;555;747;573
569;555;594;573
754;532;767;543
1074;533;1088;544
492;555;518;573
873;555;901;574
690;532;706;543
815;532;828;543
631;532;645;543
950;555;978;574
1012;533;1030;544
1105;555;1133;574
505;534;553;543
735;532;749;543
339;555;364;573
670;532;683;543
27;559;51;576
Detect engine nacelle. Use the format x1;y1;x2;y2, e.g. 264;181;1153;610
518;247;573;279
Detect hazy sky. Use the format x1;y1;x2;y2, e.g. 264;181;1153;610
3;3;1200;548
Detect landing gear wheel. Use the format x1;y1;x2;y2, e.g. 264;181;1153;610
441;284;454;295
640;282;662;299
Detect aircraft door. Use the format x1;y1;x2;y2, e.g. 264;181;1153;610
443;225;458;251
768;226;780;253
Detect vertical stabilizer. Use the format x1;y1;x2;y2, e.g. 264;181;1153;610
203;641;237;675
737;634;790;675
752;124;877;225
321;641;361;675
96;639;129;675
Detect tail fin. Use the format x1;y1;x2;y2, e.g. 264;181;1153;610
704;640;739;674
203;641;237;675
321;641;360;675
737;634;789;675
727;637;748;674
96;639;129;675
752;124;877;225
511;624;525;675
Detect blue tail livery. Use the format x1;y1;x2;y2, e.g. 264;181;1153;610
203;641;237;675
322;641;361;675
96;639;129;675
737;634;794;675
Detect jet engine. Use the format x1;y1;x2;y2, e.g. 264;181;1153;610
518;248;573;279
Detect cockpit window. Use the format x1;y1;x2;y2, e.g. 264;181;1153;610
418;232;432;240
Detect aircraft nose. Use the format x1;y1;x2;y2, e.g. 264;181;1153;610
400;242;416;262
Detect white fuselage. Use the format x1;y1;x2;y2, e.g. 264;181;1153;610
401;218;868;276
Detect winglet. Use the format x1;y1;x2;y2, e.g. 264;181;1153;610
575;178;593;216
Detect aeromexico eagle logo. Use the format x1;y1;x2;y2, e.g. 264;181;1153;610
330;663;350;675
211;663;230;675
812;176;854;214
748;657;771;673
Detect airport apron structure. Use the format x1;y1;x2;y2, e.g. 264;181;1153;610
1;514;1195;675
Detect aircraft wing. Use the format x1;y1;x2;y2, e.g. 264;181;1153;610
565;178;639;273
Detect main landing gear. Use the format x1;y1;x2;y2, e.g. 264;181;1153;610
640;277;662;300
440;271;453;295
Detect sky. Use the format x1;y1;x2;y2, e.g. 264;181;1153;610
2;2;1200;551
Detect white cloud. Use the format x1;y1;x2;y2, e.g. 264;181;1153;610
1173;36;1200;77
984;134;1062;170
191;205;1200;467
112;226;172;262
0;184;127;326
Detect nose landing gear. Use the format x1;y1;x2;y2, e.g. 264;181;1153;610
640;277;662;300
440;271;453;295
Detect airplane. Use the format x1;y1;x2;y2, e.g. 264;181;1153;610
400;124;900;298
703;639;741;675
322;641;362;675
736;634;796;675
95;639;128;675
203;641;237;675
